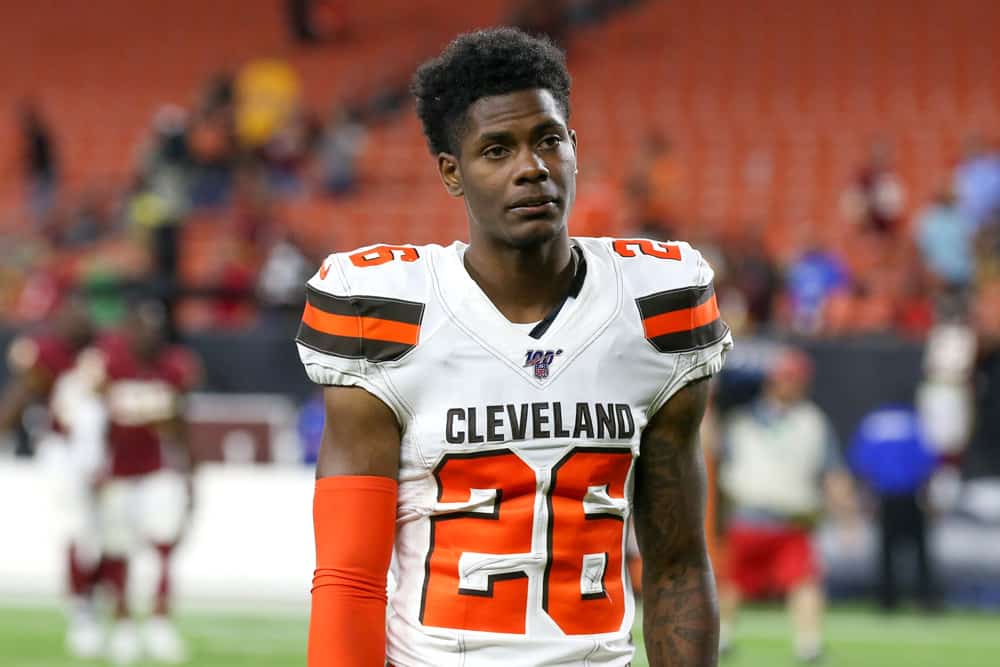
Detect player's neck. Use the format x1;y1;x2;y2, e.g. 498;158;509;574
463;235;575;324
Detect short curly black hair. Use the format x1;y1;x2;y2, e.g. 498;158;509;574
411;27;571;156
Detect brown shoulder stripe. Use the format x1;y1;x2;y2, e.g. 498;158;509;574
296;286;424;362
635;284;728;353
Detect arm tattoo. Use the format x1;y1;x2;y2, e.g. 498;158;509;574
634;378;718;666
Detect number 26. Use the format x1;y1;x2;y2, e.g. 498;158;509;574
420;448;633;636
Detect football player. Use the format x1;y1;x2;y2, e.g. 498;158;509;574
83;301;200;665
1;297;102;658
297;28;732;667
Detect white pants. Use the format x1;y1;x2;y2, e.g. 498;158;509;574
99;469;190;557
38;433;103;569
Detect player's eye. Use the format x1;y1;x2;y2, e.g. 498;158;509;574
482;145;510;159
539;135;562;150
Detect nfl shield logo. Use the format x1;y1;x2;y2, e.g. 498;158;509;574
524;349;563;379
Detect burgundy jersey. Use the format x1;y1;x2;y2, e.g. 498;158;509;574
95;335;200;478
7;333;79;396
7;333;82;433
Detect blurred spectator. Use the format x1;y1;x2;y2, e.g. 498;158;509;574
230;164;274;244
917;322;976;457
717;348;857;663
287;0;349;44
139;106;193;221
915;182;975;291
365;76;409;122
125;174;182;317
722;228;780;333
954;135;1000;229
256;230;311;331
60;187;111;248
20;101;59;221
187;107;236;207
235;59;302;151
626;133;683;238
316;107;366;197
785;238;849;335
265;109;319;196
197;72;235;115
840;140;907;235
849;405;940;611
878;241;938;338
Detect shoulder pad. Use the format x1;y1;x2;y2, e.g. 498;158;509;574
609;237;729;354
299;244;430;363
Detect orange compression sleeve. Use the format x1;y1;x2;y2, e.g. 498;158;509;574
309;475;398;667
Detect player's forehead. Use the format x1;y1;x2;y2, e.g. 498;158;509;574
463;88;567;142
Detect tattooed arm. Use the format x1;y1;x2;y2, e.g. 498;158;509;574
634;377;718;666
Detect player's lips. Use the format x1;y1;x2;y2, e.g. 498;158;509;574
507;195;560;216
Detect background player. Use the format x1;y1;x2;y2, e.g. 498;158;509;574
84;301;201;665
300;28;731;667
0;296;103;657
0;295;93;443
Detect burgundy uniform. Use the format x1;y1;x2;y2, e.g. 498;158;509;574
9;332;78;393
94;335;200;478
7;332;83;433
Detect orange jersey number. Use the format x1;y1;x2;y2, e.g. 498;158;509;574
420;448;632;635
544;447;632;634
348;245;420;267
613;239;682;261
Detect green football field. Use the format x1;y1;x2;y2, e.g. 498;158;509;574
0;603;996;666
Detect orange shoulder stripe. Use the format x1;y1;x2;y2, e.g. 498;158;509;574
302;303;420;345
642;294;720;339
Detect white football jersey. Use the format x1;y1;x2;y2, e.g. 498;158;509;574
297;237;732;667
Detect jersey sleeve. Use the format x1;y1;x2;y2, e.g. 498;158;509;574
616;239;734;414
295;248;426;420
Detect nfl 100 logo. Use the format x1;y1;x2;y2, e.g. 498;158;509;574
524;349;563;379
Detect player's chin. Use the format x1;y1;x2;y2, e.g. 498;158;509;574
504;217;565;249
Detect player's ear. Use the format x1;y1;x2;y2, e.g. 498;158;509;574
437;153;463;197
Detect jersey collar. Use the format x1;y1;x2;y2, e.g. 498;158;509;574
430;238;622;387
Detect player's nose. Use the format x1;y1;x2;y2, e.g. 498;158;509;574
513;149;550;184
